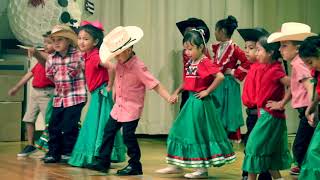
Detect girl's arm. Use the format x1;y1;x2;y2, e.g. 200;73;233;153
302;77;314;101
8;72;33;96
195;72;224;99
266;76;292;110
100;61;115;92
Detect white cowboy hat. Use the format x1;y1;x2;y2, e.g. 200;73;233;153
49;24;78;46
99;26;144;63
267;22;317;43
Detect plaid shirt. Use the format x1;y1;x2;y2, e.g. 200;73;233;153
46;47;87;107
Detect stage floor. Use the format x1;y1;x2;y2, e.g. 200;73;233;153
0;138;295;180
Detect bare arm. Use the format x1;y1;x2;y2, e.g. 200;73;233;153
266;76;292;110
195;72;224;99
29;48;48;66
153;83;171;103
8;72;33;96
302;77;314;101
100;61;115;91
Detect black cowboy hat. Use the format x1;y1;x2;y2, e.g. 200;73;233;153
176;18;210;43
237;27;269;42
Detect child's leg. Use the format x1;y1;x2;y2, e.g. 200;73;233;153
248;173;257;180
61;103;85;156
155;165;183;174
25;122;35;145
269;170;281;179
47;107;64;160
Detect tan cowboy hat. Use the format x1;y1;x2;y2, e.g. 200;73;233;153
49;24;78;46
267;22;317;43
99;26;143;63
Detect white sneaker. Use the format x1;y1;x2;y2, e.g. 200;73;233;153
155;166;183;174
184;171;208;179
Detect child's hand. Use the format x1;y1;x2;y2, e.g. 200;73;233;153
266;100;285;110
168;94;178;104
28;47;36;59
8;87;18;96
106;84;112;92
195;90;209;99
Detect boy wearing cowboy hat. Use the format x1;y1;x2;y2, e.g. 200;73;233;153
268;22;317;176
87;26;172;175
33;24;87;163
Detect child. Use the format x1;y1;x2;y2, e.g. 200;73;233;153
212;15;250;142
297;35;320;180
156;29;236;179
176;17;211;109
268;22;316;176
237;27;272;180
68;20;126;167
9;32;55;157
242;36;292;180
87;26;172;175
33;24;87;163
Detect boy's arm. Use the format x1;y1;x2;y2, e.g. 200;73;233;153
29;48;48;66
8;72;33;96
153;83;171;103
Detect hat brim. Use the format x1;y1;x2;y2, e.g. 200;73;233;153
50;30;78;47
267;32;317;43
237;28;269;42
99;26;143;63
176;19;210;42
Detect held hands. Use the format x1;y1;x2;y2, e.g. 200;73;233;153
106;84;112;92
195;90;209;99
168;93;179;104
266;100;285;110
305;106;318;127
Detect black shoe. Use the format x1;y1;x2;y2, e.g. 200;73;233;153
43;155;60;163
86;161;109;173
17;145;37;157
116;165;143;176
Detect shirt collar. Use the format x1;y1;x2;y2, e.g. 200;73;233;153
290;55;301;66
83;48;99;61
119;55;137;69
53;47;77;58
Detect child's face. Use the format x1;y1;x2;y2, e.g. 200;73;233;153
115;48;132;62
51;36;71;53
256;42;271;64
303;57;320;71
78;30;97;53
183;42;203;61
244;41;257;62
43;37;54;53
214;27;224;41
279;41;298;61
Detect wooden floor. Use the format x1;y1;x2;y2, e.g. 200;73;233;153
0;138;296;180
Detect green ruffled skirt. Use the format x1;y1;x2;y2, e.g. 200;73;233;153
242;109;292;173
166;92;236;168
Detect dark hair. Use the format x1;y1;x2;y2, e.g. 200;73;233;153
215;15;238;38
42;31;51;37
299;35;320;59
78;24;104;48
258;36;282;60
183;29;206;49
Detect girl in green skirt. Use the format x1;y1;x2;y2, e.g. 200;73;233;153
298;35;320;180
68;21;126;167
242;37;292;180
156;29;236;179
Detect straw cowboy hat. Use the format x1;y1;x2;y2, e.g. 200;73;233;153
267;22;317;43
176;18;210;43
99;26;143;63
49;24;78;46
237;27;269;42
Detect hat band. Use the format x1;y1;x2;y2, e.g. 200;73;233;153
111;38;136;53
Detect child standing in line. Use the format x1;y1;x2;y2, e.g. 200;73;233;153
87;26;172;175
297;35;320;180
212;15;250;142
242;36;292;180
268;22;316;176
156;29;235;179
9;32;55;156
237;27;272;180
176;17;211;109
33;24;87;163
68;20;126;167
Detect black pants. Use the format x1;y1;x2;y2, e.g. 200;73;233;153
242;108;272;180
98;116;141;170
48;102;85;159
292;107;315;167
